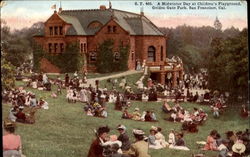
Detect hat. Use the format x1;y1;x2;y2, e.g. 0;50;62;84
19;106;24;109
133;129;145;135
150;126;158;131
117;125;126;130
135;108;139;111
232;143;246;154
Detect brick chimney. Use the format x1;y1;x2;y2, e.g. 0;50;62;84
100;5;106;10
59;7;62;13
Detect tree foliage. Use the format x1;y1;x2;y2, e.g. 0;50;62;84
1;57;16;90
207;28;248;100
160;25;241;73
1;21;44;67
32;42;84;73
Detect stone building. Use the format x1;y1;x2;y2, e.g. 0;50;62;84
34;5;183;86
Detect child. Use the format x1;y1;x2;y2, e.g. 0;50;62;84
168;129;176;145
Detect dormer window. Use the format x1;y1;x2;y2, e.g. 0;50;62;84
108;26;112;33
54;27;58;35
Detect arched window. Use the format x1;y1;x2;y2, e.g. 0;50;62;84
114;52;120;61
89;52;97;62
148;46;156;62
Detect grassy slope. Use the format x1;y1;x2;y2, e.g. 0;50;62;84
2;81;249;157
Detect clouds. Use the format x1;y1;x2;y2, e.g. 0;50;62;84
0;1;248;31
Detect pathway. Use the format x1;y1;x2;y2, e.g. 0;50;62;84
86;70;143;87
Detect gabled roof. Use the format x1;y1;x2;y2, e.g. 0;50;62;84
58;8;164;36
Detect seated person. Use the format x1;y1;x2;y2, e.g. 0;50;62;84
148;128;163;149
86;108;94;116
144;111;153;122
155;127;168;148
142;93;149;102
169;132;190;151
122;108;132;119
203;130;219;151
168;129;176;145
162;101;172;113
132;108;141;121
175;133;186;146
151;111;157;121
218;139;230;157
15;106;26;123
169;112;177;122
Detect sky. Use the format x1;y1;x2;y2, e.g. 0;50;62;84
0;0;248;31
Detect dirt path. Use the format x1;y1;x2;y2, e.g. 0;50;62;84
86;70;143;87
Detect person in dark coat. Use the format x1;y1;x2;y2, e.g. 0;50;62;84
87;126;110;157
117;125;131;153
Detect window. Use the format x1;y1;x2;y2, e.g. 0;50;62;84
59;26;63;35
114;52;120;61
54;27;58;35
48;43;52;53
84;43;87;52
131;52;134;61
148;46;156;62
108;26;112;33
113;26;117;33
54;43;58;53
80;43;83;53
89;52;97;62
60;43;64;53
161;46;163;61
49;27;53;35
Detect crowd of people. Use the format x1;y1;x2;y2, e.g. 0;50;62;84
87;124;193;157
162;101;208;133
200;129;250;157
2;69;249;157
121;107;157;122
2;87;49;124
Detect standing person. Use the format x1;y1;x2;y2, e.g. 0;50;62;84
65;73;69;87
3;120;24;157
117;125;131;154
87;126;110;157
128;129;151;157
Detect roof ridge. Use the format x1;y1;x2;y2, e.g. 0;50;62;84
61;9;108;12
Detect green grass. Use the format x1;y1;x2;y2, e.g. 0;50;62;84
2;81;249;157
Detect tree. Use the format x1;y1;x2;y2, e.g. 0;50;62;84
1;57;16;90
207;28;248;102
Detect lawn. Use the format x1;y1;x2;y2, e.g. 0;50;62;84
44;71;126;79
2;81;249;157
